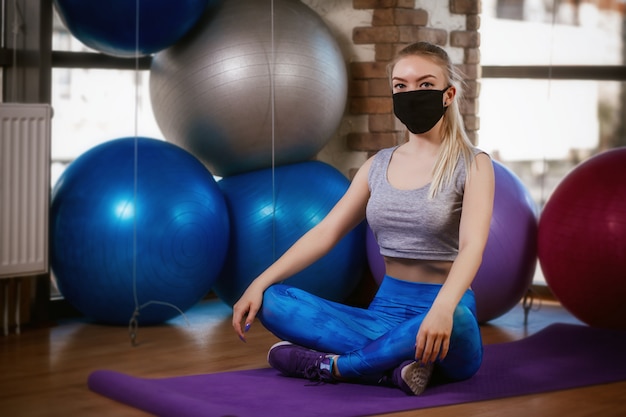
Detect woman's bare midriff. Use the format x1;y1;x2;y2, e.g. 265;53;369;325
383;256;452;284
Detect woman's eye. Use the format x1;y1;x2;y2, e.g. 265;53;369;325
419;82;434;88
393;83;406;89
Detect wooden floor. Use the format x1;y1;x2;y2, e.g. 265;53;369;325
1;296;625;417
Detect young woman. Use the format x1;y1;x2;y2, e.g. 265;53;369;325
232;41;495;395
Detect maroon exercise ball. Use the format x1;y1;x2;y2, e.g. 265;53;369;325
365;160;538;323
538;148;626;329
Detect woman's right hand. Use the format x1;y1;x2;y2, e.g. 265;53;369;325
232;282;265;342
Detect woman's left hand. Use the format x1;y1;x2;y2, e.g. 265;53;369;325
414;308;453;365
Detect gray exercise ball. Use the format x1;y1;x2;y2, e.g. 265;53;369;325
150;0;348;177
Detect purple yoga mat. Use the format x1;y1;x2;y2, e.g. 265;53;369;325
88;323;626;417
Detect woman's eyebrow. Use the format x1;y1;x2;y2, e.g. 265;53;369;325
392;74;438;83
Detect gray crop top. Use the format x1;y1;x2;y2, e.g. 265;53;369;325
366;146;484;261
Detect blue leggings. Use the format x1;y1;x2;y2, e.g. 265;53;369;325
258;275;483;383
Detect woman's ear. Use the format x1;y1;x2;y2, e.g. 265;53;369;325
444;85;456;107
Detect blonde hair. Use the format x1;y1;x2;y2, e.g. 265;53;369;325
387;42;475;198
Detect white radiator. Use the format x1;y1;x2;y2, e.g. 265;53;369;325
0;103;51;279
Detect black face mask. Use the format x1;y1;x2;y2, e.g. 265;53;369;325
392;88;449;134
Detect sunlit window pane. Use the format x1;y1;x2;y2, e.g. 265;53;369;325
480;0;624;286
482;0;623;66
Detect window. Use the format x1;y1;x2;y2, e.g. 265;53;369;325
480;0;625;284
50;13;162;189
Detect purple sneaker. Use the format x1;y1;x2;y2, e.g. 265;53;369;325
392;360;434;395
267;341;335;383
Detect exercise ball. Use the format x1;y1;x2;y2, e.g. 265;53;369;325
53;0;218;57
150;0;348;177
538;148;626;329
213;161;365;306
365;160;538;323
472;161;538;323
50;137;230;325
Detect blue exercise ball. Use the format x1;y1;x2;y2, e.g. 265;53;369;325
150;0;348;176
213;161;365;306
50;137;230;325
53;0;220;57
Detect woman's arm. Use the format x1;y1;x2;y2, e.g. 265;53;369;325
415;152;495;364
232;158;373;340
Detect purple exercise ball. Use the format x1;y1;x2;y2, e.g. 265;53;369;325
366;225;385;285
472;161;538;322
365;160;538;323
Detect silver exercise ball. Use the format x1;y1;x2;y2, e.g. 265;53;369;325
150;0;348;177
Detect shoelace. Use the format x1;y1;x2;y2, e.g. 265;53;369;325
303;364;333;382
302;356;335;383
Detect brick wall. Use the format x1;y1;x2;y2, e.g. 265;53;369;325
346;0;482;166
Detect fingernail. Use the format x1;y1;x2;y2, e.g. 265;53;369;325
239;335;247;343
244;323;251;332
